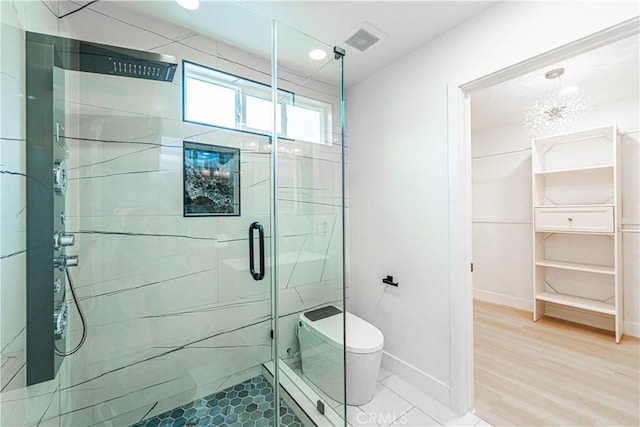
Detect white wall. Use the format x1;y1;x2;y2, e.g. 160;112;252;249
472;94;640;336
471;123;532;309
347;0;639;410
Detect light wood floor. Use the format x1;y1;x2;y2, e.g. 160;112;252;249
473;300;640;427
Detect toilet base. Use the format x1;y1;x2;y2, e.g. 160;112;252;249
346;349;382;405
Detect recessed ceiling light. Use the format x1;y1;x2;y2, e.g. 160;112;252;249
308;49;327;60
176;0;199;11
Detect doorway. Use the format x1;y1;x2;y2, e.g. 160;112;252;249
458;22;639;426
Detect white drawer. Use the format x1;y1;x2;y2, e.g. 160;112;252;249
534;206;614;233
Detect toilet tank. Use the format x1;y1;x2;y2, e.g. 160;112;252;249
298;306;345;402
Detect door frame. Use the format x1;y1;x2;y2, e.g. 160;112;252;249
447;17;640;415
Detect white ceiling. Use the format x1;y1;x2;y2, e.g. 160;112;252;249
91;0;496;88
237;1;497;87
471;34;640;131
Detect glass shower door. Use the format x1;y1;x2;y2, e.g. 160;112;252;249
1;2;283;426
56;3;279;425
275;22;347;426
1;2;346;426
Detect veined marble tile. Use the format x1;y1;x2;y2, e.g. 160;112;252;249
293;280;343;310
0;1;22;31
59;322;271;425
93;401;157;427
58;3;173;52
65;71;182;123
69;214;220;242
0;21;25;82
217;234;274;302
0;341;25;392
66;232;217;293
0;254;26;386
26;386;61;427
0;378;59;427
138;365;262;423
0;73;25;143
65;267;219;332
60;295;272;384
213;38;272;87
10;0;59;35
82;1;195;44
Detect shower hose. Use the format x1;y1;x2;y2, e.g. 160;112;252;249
54;267;88;356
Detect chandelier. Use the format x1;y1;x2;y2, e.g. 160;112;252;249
524;68;591;135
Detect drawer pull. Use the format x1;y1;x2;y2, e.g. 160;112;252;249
568;217;573;222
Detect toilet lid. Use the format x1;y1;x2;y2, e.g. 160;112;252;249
299;308;384;354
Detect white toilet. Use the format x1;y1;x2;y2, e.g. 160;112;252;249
297;305;384;405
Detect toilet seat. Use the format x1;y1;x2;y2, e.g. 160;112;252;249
300;309;384;354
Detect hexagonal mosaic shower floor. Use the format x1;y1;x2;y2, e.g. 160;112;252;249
131;375;303;427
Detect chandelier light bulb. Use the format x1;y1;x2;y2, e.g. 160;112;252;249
524;68;592;135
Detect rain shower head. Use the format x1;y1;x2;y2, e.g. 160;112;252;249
27;32;177;82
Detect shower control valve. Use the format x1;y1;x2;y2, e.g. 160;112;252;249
54;231;75;250
53;160;67;196
54;254;79;271
54;302;69;340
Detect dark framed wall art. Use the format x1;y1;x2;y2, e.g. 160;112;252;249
183;141;240;216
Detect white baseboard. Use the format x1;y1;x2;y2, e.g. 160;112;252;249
381;351;450;407
473;288;530;311
624;320;640;338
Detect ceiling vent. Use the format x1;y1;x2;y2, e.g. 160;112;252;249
344;22;386;53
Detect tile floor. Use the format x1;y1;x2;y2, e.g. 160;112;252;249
131;375;302;427
347;368;492;427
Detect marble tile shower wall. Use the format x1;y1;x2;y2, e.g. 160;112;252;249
1;2;63;426
55;2;342;427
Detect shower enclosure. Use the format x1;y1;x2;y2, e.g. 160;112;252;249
0;1;345;426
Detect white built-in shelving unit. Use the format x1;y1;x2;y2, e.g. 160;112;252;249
532;125;623;342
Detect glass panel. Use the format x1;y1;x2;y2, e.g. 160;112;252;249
1;2;63;426
276;22;346;426
59;3;278;424
1;2;285;426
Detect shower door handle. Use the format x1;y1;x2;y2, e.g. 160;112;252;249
249;222;265;281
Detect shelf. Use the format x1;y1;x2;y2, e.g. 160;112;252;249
535;259;615;275
535;292;615;315
534;164;614;176
533;204;614;208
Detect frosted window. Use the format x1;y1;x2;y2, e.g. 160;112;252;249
245;95;281;133
184;77;236;128
183;61;331;145
286;104;322;143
